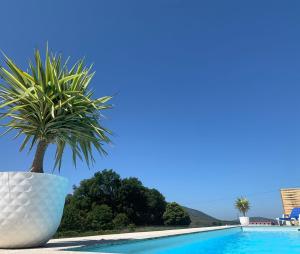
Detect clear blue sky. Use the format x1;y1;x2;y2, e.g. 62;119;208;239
0;0;300;220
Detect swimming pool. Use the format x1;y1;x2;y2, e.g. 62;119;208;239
73;227;300;253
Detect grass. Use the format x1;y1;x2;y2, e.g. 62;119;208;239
54;226;191;239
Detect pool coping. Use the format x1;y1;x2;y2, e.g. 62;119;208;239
70;225;241;252
243;225;300;231
0;225;239;254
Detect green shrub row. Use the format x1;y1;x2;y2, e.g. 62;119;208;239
58;169;191;233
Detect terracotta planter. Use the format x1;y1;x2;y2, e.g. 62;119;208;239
0;172;68;248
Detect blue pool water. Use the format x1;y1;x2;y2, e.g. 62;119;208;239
74;227;300;253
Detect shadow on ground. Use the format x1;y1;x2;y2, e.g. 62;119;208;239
44;238;134;251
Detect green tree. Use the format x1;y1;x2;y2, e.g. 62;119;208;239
87;204;113;230
113;213;130;229
145;188;166;224
59;204;86;232
58;169;168;233
118;177;148;225
163;202;191;226
72;169;121;211
0;46;112;173
235;197;250;216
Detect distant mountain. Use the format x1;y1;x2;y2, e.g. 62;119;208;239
183;207;275;226
183;207;219;226
249;217;277;223
230;217;277;224
183;207;236;227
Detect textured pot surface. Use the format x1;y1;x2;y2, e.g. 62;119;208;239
239;216;250;226
0;172;68;248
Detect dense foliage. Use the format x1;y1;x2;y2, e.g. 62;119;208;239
0;46;112;173
163;202;191;226
58;170;191;233
235;197;250;216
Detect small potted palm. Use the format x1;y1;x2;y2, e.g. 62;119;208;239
0;46;112;248
235;197;250;226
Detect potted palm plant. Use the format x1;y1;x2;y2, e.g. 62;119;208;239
235;197;250;226
0;46;112;248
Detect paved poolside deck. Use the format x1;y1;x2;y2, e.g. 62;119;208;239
0;226;238;254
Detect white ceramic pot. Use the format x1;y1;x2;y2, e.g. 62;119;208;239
0;172;68;248
239;216;250;226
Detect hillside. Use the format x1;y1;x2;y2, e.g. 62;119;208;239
249;217;276;223
183;207;275;226
183;207;227;227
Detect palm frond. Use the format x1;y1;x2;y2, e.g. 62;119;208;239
235;197;250;215
0;46;113;171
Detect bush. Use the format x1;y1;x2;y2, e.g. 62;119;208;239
54;230;81;238
58;169;168;233
163;202;191;226
113;213;130;229
59;205;86;232
87;204;113;230
146;189;166;225
212;221;222;226
128;224;136;232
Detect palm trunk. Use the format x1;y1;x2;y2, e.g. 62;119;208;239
30;140;48;173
